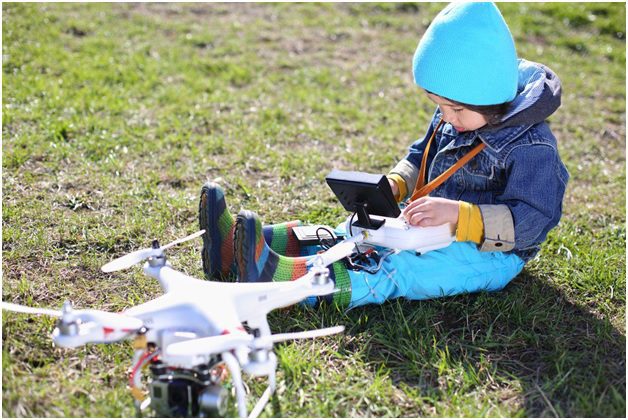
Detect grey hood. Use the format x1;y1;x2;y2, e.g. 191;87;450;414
492;59;562;129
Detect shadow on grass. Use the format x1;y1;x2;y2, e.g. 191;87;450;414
337;270;625;417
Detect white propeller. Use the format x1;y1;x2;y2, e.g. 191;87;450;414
166;326;345;358
1;302;62;317
166;332;254;357
76;309;144;330
101;230;205;273
308;236;361;268
1;302;144;331
263;325;345;344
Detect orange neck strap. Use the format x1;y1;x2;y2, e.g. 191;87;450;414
409;119;486;202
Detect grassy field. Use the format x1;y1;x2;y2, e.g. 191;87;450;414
2;2;625;417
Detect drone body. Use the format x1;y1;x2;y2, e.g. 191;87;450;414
2;230;353;418
3;209;454;417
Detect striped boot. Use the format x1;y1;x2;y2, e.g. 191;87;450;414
233;209;352;308
199;182;307;281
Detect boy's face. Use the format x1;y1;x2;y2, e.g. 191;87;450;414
426;93;487;132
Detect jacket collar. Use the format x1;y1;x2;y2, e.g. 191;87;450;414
478;124;534;152
442;122;533;153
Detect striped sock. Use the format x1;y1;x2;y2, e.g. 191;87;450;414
235;210;351;307
199;182;237;280
263;220;308;257
199;182;306;280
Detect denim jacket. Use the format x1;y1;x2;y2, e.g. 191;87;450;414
390;59;569;262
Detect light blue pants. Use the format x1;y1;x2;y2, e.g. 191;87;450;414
347;241;524;308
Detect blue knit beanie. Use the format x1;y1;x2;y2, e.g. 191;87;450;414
412;2;518;105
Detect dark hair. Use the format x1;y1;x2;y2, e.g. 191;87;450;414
426;90;512;127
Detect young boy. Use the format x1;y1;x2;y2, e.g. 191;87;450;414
199;2;568;308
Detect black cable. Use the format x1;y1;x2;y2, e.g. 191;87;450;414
349;212;356;237
346;211;371;269
315;226;337;250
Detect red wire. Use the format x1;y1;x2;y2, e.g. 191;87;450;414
128;351;158;389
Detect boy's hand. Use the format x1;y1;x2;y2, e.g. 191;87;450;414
402;197;459;228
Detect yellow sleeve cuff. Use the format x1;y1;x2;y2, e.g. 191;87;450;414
456;201;484;244
387;174;407;203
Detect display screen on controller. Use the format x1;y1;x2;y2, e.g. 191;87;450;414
325;170;400;229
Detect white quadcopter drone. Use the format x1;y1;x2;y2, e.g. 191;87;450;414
3;170;455;418
1;230;363;418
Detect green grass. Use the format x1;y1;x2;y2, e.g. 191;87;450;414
2;2;625;418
